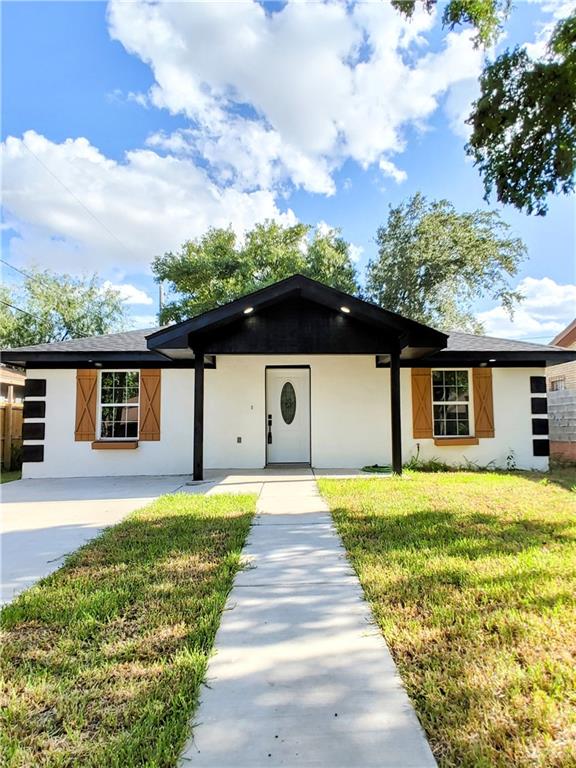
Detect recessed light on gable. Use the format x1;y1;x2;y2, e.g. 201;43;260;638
243;307;254;314
340;306;351;314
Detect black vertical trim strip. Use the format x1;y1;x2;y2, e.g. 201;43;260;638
533;439;550;457
22;445;44;462
531;398;548;415
22;422;46;440
530;376;547;394
390;352;402;475
24;378;46;397
531;418;549;436
23;400;46;419
193;353;204;481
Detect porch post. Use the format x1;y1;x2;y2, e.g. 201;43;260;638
193;352;204;481
390;351;402;475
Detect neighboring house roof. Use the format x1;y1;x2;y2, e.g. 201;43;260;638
551;318;576;349
0;365;26;385
2;276;575;367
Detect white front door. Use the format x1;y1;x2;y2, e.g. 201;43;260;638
266;368;310;464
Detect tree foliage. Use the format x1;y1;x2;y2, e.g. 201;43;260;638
467;13;576;215
392;0;511;46
0;270;126;348
394;1;575;214
153;221;359;323
364;193;525;332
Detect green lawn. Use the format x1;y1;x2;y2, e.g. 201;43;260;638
319;469;576;768
1;492;256;768
1;470;21;484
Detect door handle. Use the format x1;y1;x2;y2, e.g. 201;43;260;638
267;414;272;444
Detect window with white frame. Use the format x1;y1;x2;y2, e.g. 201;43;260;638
550;376;566;391
432;370;471;437
99;371;140;439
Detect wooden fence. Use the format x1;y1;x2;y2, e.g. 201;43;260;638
0;402;23;470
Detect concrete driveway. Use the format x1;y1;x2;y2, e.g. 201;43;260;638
0;469;369;605
0;474;197;604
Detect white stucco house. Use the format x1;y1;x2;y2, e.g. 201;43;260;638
3;276;574;479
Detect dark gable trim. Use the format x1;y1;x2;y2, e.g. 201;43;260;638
377;351;576;367
10;355;216;370
147;274;448;354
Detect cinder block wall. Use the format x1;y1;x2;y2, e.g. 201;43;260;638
549;389;576;461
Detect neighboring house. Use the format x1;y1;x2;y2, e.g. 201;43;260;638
2;275;574;479
0;365;25;403
547;319;576;461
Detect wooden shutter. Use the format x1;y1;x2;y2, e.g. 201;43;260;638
473;367;495;438
75;369;97;441
139;369;161;441
411;368;433;438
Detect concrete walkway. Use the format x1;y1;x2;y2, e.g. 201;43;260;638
182;468;436;768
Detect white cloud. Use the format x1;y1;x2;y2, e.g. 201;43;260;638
378;159;407;184
525;0;576;59
2;2;486;276
128;313;159;330
349;243;364;263
1;131;295;272
476;277;576;340
108;0;483;190
443;77;480;140
102;281;153;305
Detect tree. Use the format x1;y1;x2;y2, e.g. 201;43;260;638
0;269;126;348
393;1;575;214
467;13;576;215
364;193;525;332
153;221;359;323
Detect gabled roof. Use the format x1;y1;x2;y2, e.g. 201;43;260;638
146;274;447;357
2;275;575;367
551;318;576;348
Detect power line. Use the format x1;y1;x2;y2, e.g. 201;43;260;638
0;258;40;284
21;140;138;259
0;299;41;321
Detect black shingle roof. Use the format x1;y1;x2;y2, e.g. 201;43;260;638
444;331;566;354
3;327;164;354
1;326;569;357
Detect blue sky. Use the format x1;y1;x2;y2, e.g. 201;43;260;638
2;0;574;340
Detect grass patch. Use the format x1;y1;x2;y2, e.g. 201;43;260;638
0;492;256;768
1;470;21;484
319;469;576;768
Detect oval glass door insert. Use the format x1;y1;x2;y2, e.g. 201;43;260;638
280;381;297;424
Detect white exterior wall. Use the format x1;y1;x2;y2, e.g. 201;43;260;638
402;366;548;471
23;368;194;478
23;360;547;478
204;355;389;469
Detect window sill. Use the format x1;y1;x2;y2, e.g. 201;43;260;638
434;437;479;447
91;441;139;450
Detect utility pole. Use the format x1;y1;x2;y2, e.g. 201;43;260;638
158;281;164;323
